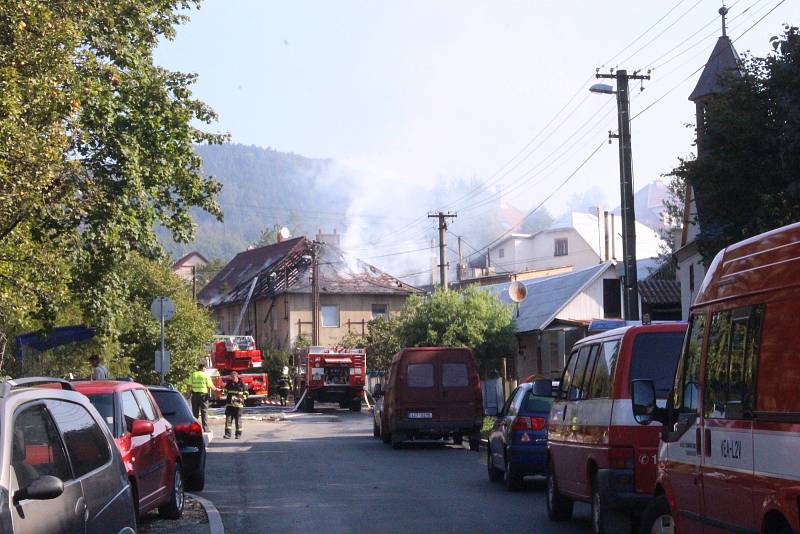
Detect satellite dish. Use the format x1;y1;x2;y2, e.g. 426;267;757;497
277;227;291;242
508;281;527;303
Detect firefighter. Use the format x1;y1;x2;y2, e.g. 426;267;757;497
190;362;218;433
224;371;248;439
277;375;290;406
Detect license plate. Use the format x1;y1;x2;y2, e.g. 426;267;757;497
408;412;432;419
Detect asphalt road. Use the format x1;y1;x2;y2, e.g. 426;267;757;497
198;405;592;533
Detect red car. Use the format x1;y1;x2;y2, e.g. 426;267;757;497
72;380;184;520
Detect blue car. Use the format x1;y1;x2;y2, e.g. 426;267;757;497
487;380;554;491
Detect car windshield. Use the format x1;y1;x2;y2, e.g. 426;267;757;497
150;389;193;425
523;390;554;413
86;393;115;435
630;331;686;397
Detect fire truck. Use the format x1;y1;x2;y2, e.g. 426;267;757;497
206;335;269;406
295;346;366;412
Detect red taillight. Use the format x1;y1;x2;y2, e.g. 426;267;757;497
511;417;530;431
609;447;635;469
174;422;203;436
530;417;547;431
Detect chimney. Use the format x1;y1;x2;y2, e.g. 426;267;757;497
315;229;341;247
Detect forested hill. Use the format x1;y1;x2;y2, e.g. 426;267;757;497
160;143;352;261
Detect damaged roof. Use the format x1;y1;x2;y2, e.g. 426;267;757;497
199;238;421;307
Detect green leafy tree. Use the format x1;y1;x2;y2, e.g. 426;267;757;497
395;287;515;376
0;0;225;339
666;26;800;263
341;316;402;371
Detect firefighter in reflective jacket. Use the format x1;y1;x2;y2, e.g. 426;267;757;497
224;371;248;439
278;375;290;406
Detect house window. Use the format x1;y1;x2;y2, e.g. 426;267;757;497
321;305;339;328
371;304;388;319
554;238;568;257
689;264;695;293
499;247;505;259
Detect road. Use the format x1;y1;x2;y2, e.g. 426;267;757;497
198;405;592;533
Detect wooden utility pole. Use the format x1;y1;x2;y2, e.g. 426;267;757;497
596;69;649;320
428;212;456;289
310;242;321;345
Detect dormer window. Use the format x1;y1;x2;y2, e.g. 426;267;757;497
554;238;568;257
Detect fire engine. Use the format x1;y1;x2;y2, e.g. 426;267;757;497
206;335;269;406
295;346;366;412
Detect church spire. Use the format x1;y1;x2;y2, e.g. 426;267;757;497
720;4;729;37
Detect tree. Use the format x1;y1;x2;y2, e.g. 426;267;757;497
0;1;225;338
666;26;800;263
395;287;516;376
341;316;402;371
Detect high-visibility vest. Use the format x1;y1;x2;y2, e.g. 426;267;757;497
191;371;212;393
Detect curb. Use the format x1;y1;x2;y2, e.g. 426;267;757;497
187;493;224;534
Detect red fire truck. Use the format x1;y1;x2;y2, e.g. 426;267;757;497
296;346;366;412
207;335;269;406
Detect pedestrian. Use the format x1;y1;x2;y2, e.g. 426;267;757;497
277;375;290;406
89;355;109;380
224;371;248;439
190;362;218;433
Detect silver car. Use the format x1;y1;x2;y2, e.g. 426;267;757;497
0;377;136;534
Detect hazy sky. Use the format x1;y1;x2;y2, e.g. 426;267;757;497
155;0;794;271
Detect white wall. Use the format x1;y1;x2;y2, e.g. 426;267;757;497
556;269;620;322
677;247;705;320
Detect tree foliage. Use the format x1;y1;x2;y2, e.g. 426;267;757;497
395;287;516;376
340;316;402;371
666;26;800;263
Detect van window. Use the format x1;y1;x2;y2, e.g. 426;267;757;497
674;314;706;414
407;363;434;388
704;305;764;419
559;350;579;399
442;363;468;388
568;346;594;401
590;340;620;398
630;332;685;398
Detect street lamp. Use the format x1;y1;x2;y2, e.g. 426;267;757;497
590;70;649;321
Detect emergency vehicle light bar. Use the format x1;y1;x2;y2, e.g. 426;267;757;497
307;346;366;355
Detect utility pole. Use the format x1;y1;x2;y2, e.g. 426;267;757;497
191;265;196;301
310;241;321;345
596;69;649;321
428;212;457;289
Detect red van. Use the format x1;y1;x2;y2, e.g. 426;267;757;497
376;347;483;450
546;323;687;533
634;222;800;534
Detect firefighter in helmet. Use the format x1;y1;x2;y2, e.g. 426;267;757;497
277;373;291;406
224;371;248;439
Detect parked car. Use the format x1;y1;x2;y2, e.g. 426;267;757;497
0;377;136;533
149;385;206;491
72;380;184;520
379;347;483;450
546;322;687;534
487;379;554;491
372;383;385;440
633;222;800;534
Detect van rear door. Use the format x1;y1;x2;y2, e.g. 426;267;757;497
399;350;440;420
438;349;479;422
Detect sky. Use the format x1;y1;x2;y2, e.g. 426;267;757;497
155;0;795;277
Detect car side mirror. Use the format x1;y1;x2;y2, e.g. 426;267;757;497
531;378;554;397
631;379;657;425
14;475;64;503
131;419;154;436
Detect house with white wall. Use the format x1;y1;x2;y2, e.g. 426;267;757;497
484;211;663;276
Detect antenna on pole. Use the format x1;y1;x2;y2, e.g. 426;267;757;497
720;4;729;37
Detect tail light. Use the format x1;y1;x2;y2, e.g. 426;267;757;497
512;416;547;431
174;421;203;437
609;447;635;470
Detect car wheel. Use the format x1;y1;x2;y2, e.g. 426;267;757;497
504;454;524;491
158;464;185;520
468;433;480;451
546;467;573;521
452;434;463;446
350;399;362;412
639;495;674;534
487;452;503;482
592;475;628;534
